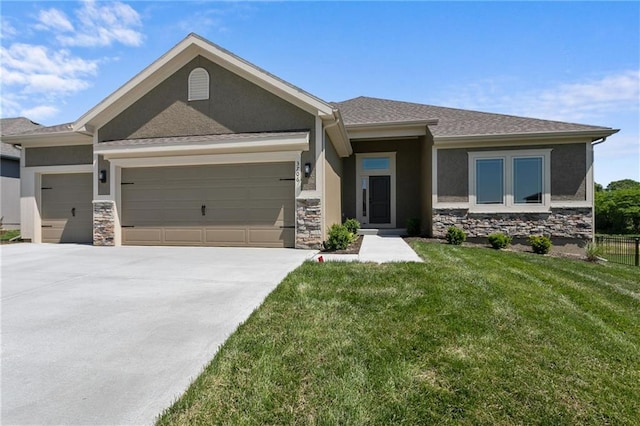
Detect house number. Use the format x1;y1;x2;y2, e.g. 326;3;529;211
295;161;301;183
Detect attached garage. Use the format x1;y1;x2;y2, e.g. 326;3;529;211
120;162;295;247
41;173;93;243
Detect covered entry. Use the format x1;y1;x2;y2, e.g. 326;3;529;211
120;162;295;247
41;173;93;243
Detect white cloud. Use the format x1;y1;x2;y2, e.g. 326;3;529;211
35;8;74;32
0;43;98;95
48;0;143;47
1;18;18;39
20;105;60;121
437;70;640;124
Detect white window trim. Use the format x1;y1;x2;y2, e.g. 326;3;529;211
188;67;209;101
468;149;551;213
355;152;396;228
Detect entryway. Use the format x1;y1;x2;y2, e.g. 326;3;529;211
355;152;396;227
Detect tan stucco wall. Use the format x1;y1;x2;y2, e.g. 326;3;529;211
323;134;342;238
420;134;434;235
98;55;317;190
342;138;421;228
436;142;587;202
25;145;93;167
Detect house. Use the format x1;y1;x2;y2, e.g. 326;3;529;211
3;33;618;248
1;117;42;230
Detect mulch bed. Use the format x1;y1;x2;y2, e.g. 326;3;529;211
321;235;363;254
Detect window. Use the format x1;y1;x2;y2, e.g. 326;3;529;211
469;149;551;211
362;157;390;171
188;67;209;101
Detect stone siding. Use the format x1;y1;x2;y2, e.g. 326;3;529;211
433;207;592;240
296;198;322;249
93;201;115;246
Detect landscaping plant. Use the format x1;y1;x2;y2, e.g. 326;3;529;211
343;218;360;235
488;232;512;249
529;235;552;254
324;223;354;251
585;241;603;262
406;218;421;237
445;226;466;245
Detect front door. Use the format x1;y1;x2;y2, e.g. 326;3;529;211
369;175;391;224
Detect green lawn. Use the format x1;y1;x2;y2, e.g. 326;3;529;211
0;229;20;242
158;242;640;425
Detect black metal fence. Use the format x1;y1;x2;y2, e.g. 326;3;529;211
595;235;640;267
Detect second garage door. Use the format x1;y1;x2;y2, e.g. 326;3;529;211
121;162;295;247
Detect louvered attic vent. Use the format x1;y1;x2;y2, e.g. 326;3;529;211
188;67;210;101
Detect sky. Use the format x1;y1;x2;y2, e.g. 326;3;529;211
1;1;638;186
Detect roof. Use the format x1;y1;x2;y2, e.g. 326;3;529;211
334;96;617;139
1;117;43;159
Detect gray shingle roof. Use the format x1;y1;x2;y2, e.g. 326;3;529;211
334;96;615;138
1;117;43;159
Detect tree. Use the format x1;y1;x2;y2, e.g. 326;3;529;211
595;184;640;234
606;179;640;191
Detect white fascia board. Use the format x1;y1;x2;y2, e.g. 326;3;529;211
74;34;333;130
434;129;619;146
4;132;92;147
96;133;309;159
323;112;352;157
346;120;437;140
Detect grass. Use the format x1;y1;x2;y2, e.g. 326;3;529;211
0;229;20;242
157;243;639;425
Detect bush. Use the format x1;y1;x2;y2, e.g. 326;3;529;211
529;235;552;254
406;218;421;237
585;241;603;262
343;218;360;235
488;233;512;249
445;227;466;245
324;224;354;251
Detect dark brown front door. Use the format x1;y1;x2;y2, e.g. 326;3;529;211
369;175;391;224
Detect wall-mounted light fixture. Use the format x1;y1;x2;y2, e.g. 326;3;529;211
99;169;107;183
304;162;311;178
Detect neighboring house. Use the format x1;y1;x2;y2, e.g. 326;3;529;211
3;33;618;248
1;117;42;230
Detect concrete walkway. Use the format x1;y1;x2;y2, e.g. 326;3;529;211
316;235;423;263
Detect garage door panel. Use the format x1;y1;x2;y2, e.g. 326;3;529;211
41;173;92;244
121;163;294;247
122;228;163;245
204;228;247;246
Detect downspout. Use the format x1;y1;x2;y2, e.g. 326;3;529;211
590;136;607;241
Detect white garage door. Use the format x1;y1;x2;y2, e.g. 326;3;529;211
121;162;295;247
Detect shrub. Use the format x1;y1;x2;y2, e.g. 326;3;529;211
343;218;360;235
406;218;421;237
585;241;603;262
445;227;466;245
529;235;552;254
488;233;512;249
324;224;354;251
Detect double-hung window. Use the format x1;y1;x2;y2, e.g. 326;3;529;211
469;149;551;211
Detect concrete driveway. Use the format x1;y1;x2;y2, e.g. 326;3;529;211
1;243;314;425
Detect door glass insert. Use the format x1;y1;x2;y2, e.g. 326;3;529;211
362;157;390;171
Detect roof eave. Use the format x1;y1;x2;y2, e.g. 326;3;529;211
345;119;438;141
2;131;92;147
434;128;620;145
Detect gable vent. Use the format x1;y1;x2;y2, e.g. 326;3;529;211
188;67;210;101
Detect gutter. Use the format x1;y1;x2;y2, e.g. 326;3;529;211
323;109;352;157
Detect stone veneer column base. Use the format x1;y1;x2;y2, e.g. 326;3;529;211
433;207;593;240
296;198;322;249
93;200;115;246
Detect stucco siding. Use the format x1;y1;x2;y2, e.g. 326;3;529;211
550;143;586;201
323;134;342;236
98;55;317;190
1;174;20;229
344;139;421;228
98;155;110;196
437;148;468;202
25;145;93;167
